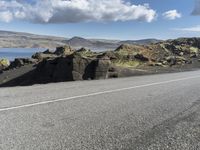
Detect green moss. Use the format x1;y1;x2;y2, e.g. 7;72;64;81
0;59;10;67
75;50;96;58
189;47;199;53
112;60;140;68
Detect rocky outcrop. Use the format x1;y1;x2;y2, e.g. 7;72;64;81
54;45;74;56
94;56;111;79
9;58;37;69
170;38;200;48
134;54;149;62
0;59;10;72
74;48;95;58
1;38;200;87
98;51;118;60
31;54;111;83
32;52;58;61
43;49;54;54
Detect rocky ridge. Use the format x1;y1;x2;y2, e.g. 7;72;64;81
0;37;200;86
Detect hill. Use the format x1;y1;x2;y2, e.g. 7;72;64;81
0;30;161;50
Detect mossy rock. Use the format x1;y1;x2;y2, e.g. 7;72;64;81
0;59;10;68
189;47;199;54
112;60;140;68
75;48;96;58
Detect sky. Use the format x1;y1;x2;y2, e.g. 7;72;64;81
0;0;199;40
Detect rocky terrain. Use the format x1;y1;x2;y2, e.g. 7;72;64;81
0;37;200;87
0;30;160;50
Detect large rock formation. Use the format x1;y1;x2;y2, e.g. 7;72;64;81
1;38;200;87
31;53;111;84
9;58;37;69
54;45;74;56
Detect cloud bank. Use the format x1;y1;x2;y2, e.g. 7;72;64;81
0;0;157;23
162;10;182;20
192;0;200;15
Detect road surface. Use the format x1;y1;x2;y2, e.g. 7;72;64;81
1;70;200;149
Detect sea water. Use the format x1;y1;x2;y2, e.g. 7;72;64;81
0;48;46;61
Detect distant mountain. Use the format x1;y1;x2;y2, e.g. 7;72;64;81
65;36;119;51
0;30;67;49
119;39;162;45
64;37;161;51
0;30;161;51
65;37;94;48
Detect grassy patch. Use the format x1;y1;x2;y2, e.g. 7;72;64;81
112;60;140;68
0;59;10;67
75;50;96;58
189;47;199;53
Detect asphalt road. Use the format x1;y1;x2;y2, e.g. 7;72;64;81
1;71;200;149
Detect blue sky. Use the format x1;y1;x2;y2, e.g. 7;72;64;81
0;0;199;40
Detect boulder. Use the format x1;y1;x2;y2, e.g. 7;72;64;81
107;66;119;78
43;49;54;54
148;62;166;67
115;44;134;52
94;56;111;79
76;47;90;52
0;59;10;70
75;48;95;58
54;45;74;56
165;56;188;66
32;52;58;61
32;54;111;83
165;56;176;66
9;58;37;68
134;54;149;62
97;51;117;60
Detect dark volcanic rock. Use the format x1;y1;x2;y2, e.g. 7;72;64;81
76;47;90;52
9;58;37;69
170;38;200;48
32;52;58;61
32;46;74;62
31;54;111;84
43;49;54;54
134;54;149;61
98;51;118;60
54;45;74;56
94;56;111;79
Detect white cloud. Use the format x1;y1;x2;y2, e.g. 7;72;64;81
192;0;200;15
0;0;157;23
173;25;200;32
0;11;13;22
162;10;182;20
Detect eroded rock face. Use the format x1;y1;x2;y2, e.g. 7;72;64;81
32;54;111;83
94;56;111;79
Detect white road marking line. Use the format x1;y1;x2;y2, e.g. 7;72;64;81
0;75;200;112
